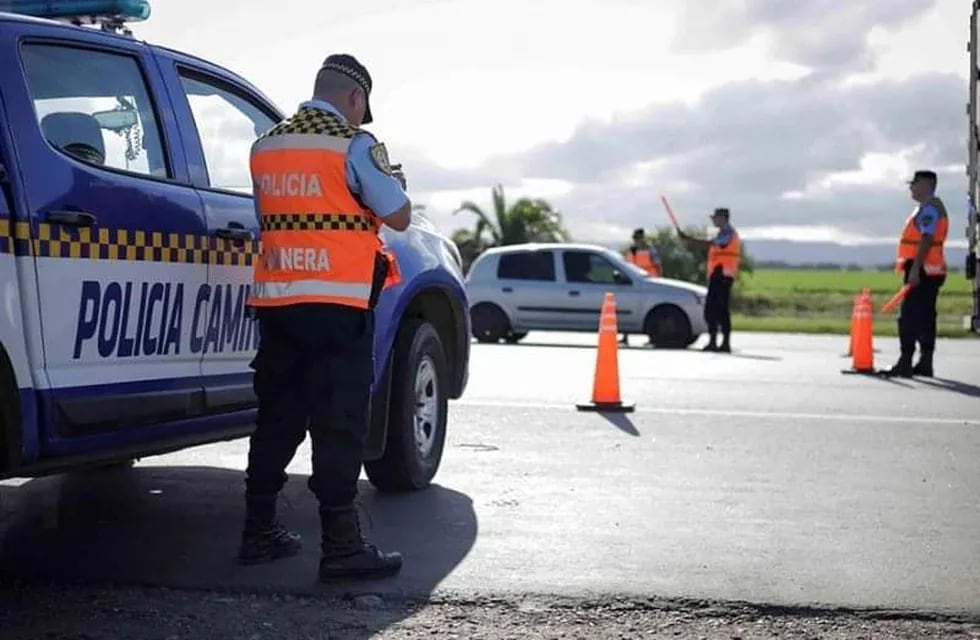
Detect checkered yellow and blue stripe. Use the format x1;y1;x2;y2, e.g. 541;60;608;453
260;213;375;232
0;219;260;266
264;107;360;139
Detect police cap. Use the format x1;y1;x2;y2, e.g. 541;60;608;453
632;227;645;239
907;169;937;186
320;53;374;124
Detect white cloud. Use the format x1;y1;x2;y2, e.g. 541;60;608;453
128;0;972;258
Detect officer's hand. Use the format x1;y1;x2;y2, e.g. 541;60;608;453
391;165;407;190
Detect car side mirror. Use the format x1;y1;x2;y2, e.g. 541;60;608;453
92;108;138;132
613;270;631;286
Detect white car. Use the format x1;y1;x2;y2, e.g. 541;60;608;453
465;243;708;348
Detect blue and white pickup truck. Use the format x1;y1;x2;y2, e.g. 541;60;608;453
0;0;470;490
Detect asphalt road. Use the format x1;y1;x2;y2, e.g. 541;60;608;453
1;331;978;620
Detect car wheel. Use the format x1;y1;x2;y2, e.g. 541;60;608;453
471;303;509;343
503;331;528;344
645;305;693;349
364;318;448;492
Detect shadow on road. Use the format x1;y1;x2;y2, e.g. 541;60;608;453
727;352;783;361
599;413;640;436
0;465;477;638
839;370;916;389
502;341;597;350
915;376;980;399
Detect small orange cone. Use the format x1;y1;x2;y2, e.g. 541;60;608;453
843;288;875;374
577;292;635;412
846;292;859;357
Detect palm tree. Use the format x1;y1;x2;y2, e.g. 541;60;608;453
453;183;571;247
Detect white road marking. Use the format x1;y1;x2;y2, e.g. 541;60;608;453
453;399;980;426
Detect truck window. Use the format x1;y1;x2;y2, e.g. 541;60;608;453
19;43;170;179
177;70;277;194
497;251;555;281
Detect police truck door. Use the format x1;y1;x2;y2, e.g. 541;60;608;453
162;58;279;415
7;32;210;439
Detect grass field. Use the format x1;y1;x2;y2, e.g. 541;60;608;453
732;268;976;338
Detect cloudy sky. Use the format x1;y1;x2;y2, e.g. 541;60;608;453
137;0;971;249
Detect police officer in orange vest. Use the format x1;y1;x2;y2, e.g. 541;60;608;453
679;208;740;353
621;228;663;345
238;54;411;582
884;169;949;377
625;227;662;278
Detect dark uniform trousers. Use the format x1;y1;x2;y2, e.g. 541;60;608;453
704;267;734;338
898;262;945;356
244;303;374;509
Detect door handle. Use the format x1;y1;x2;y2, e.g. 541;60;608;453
502;286;513;293
568;290;580;297
46;210;97;227
215;227;253;242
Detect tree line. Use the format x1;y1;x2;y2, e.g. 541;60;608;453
450;183;755;284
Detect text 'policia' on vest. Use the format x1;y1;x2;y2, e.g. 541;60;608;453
896;196;950;276
247;107;398;310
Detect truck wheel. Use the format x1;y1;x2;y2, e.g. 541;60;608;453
364;318;448;492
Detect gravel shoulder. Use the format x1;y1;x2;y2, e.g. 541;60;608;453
2;583;979;640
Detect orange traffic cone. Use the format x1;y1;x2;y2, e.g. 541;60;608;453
846;292;859;357
843;288;875;374
576;292;635;412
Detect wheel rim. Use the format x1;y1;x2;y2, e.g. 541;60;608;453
413;355;440;459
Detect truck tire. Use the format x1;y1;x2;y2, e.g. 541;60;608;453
364;318;448;492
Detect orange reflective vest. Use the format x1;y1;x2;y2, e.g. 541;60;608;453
247;107;394;309
626;247;661;277
707;228;741;279
895;196;949;276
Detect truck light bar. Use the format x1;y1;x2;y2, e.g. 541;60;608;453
0;0;151;22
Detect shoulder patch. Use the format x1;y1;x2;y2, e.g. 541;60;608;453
369;143;393;176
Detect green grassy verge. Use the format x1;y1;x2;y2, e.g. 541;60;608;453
730;268;976;338
731;314;973;338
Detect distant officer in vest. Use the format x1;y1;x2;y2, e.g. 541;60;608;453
621;228;662;345
679;208;741;353
625;227;662;278
239;53;411;582
884;169;949;377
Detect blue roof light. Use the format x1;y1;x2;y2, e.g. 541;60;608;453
0;0;151;21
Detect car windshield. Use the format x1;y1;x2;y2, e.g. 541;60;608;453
598;247;649;278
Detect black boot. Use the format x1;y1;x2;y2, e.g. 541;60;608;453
883;352;914;378
318;505;402;582
702;334;718;352
237;494;302;565
718;334;731;353
912;349;934;377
